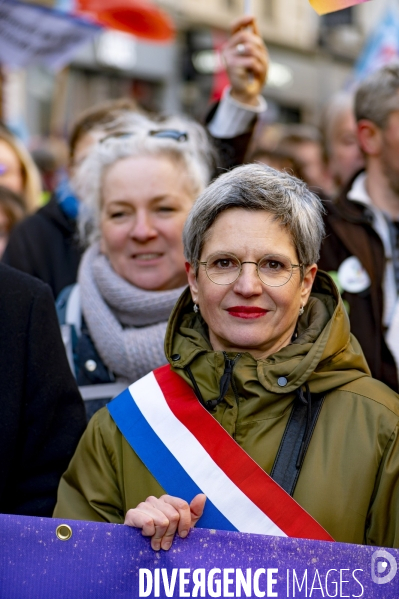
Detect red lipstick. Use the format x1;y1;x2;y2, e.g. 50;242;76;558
227;306;268;319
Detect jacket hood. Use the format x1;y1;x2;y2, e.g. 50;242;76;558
165;270;370;397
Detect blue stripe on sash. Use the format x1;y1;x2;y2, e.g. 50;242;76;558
108;389;237;532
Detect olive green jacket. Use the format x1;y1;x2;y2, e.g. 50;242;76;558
54;272;399;547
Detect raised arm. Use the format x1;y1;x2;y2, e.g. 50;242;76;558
207;15;268;169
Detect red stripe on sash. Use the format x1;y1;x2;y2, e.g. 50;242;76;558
154;365;334;542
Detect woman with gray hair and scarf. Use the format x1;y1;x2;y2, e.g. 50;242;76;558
57;112;216;416
56;13;269;417
55;163;399;548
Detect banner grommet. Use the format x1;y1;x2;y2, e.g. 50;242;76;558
56;524;72;541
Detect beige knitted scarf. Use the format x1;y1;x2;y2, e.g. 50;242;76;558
78;243;186;384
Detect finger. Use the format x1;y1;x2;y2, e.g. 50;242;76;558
231;16;260;38
224;59;266;89
251;17;260;37
135;498;178;550
228;44;267;69
124;506;169;541
227;30;264;53
225;43;266;71
230;15;255;35
189;494;207;527
125;508;155;531
146;496;184;550
233;28;264;45
234;56;267;77
224;44;266;65
223;47;267;77
159;495;193;541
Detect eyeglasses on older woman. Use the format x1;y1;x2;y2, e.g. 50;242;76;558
199;252;303;287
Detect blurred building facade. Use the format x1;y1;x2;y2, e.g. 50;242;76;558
0;0;393;141
158;0;390;124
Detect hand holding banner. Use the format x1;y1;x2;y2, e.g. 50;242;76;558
309;0;371;15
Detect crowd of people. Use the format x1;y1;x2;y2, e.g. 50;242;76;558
2;15;399;550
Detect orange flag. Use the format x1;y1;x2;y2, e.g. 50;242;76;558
309;0;371;15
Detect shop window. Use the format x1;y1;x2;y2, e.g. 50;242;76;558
322;7;353;28
319;6;356;52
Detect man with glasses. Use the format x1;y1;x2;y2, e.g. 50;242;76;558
319;65;399;392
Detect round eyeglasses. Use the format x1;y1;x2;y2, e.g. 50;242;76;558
199;253;303;287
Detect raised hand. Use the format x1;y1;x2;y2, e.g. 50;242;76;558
222;15;268;106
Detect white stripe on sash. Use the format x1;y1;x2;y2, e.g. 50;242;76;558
129;372;286;537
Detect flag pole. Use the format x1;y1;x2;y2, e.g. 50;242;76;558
243;0;253;82
244;0;254;83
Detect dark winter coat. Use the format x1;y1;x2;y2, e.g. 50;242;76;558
318;171;398;392
0;264;86;516
2;196;82;298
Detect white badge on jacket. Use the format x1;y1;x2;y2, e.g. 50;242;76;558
337;256;371;294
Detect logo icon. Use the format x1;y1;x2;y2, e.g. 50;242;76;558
371;549;398;585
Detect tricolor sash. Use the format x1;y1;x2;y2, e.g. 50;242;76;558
107;365;333;542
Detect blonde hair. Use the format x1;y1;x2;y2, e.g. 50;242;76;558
0;130;42;213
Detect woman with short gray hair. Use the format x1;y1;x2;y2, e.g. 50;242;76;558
183;163;324;272
55;164;399;549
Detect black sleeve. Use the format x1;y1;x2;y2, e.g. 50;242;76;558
0;276;87;516
2;202;82;299
1;219;38;278
318;200;356;274
205;102;256;175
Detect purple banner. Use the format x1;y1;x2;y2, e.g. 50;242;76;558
0;514;399;598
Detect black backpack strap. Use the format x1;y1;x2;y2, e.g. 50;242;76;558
270;388;326;496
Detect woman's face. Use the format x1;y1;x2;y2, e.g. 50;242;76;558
0;140;23;195
187;208;317;360
100;155;195;291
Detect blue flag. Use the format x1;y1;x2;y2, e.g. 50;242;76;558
355;3;399;81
